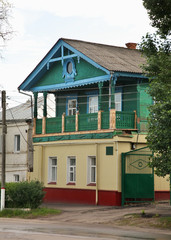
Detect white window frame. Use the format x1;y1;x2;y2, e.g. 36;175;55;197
48;157;57;183
115;92;122;111
67;156;76;183
14;174;20;182
68;99;77;116
87;156;96;184
14;134;20;153
89;96;98;113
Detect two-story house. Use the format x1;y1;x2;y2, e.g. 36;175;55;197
18;38;170;206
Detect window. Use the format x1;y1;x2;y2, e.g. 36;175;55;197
14;174;19;182
48;157;57;183
14;135;20;152
68;99;77;115
89;96;98;113
87;156;96;184
67;61;73;74
63;58;77;82
115;92;122;111
67;157;76;183
106;146;113;155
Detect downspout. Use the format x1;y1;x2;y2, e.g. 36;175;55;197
109;72;114;109
95;143;98;205
115;141;119;192
18;90;33;126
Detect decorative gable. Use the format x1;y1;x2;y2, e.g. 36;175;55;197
18;38;110;92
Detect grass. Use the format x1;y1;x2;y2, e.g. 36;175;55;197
158;216;171;229
0;208;61;219
115;213;171;229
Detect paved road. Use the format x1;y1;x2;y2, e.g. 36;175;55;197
0;218;170;240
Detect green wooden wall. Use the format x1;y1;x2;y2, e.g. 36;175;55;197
122;85;137;112
137;83;153;132
32;58;106;89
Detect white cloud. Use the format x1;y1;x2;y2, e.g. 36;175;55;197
1;0;154;107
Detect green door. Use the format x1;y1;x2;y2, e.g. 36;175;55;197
122;147;154;205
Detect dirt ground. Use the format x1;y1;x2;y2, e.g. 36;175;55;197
42;200;171;233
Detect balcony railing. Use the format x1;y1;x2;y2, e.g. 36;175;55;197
34;110;137;135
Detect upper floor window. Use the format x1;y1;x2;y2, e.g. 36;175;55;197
14;135;20;153
68;99;77;116
67;61;73;74
89;96;98;113
63;58;77;82
115;92;122;111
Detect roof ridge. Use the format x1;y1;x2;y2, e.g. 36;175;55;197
61;37;136;51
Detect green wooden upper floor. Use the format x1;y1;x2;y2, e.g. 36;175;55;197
18;38;152;137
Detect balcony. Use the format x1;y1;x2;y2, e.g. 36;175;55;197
33;110;137;136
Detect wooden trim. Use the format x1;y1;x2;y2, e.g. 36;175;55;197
62;113;65;133
75;111;79;132
42;116;46;135
98;110;102;130
33;129;114;138
134;110;137;129
32;118;37;135
110;109;116;129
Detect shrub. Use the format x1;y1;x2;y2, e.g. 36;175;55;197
1;181;45;209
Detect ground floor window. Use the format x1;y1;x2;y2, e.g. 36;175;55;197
87;156;96;184
14;174;19;182
67;156;76;183
48;157;57;183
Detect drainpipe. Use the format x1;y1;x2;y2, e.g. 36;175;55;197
109;72;114;109
115;141;119;192
95;143;98;205
18;90;33;125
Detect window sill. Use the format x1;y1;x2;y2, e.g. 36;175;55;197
87;183;96;186
67;182;75;185
48;182;57;185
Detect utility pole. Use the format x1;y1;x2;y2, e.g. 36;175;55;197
1;90;6;211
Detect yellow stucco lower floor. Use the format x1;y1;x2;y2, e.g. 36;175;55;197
28;134;170;206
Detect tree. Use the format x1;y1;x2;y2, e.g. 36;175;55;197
0;0;13;48
143;0;171;36
139;1;171;177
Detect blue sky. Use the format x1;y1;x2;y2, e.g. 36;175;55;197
0;0;154;107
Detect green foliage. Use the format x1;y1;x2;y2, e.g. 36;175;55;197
143;0;171;36
140;1;171;177
139;34;171;177
0;208;61;219
2;181;45;209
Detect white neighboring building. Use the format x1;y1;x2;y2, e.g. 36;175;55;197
0;95;55;182
0;100;33;182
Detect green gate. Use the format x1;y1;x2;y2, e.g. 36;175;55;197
122;147;154;205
